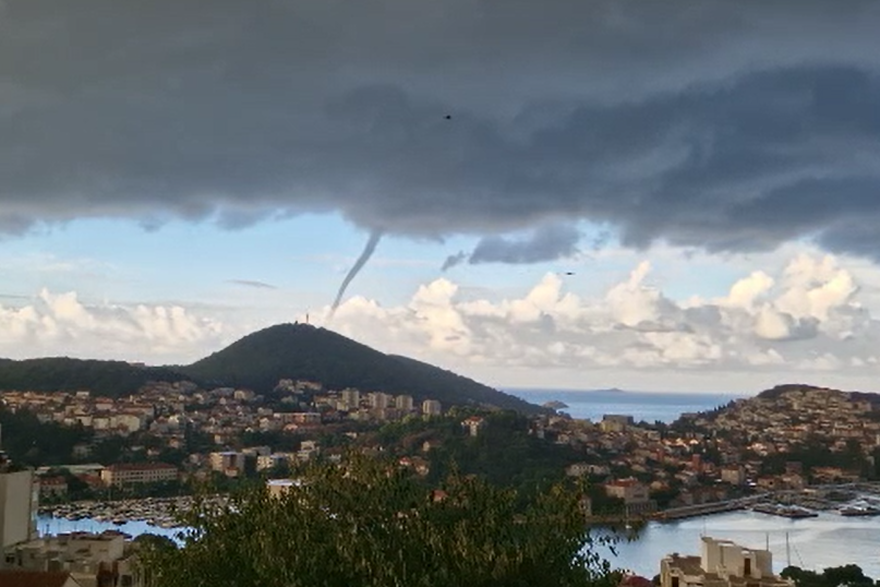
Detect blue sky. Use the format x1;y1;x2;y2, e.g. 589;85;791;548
4;213;880;394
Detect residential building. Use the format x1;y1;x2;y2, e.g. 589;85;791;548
99;463;178;487
3;531;143;586
267;479;298;499
660;537;793;587
461;416;486;437
209;452;246;477
290;413;322;425
256;454;293;472
600;414;634;433
368;392;390;410
422;400;442;417
395;395;414;411
37;477;68;499
566;463;591;478
604;478;649;505
298;440;319;461
0;470;39;549
340;389;360;409
720;466;746;486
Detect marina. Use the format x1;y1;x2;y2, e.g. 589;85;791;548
751;503;818;519
39;495;227;531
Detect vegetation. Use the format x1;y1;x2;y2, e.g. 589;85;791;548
0;406;91;466
366;409;586;504
180;323;546;414
0;324;546;414
0;357;184;398
142;456;619;587
782;564;876;587
758;438;869;478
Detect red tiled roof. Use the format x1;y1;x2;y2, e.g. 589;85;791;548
608;478;642;487
0;570;78;587
620;575;654;587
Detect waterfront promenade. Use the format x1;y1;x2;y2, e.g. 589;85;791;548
650;482;880;521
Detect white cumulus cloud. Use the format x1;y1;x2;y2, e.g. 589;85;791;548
0;291;228;363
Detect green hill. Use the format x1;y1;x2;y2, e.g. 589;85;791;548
0;324;545;414
0;357;184;398
179;323;544;414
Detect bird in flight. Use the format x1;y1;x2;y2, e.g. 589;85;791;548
444;114;452;120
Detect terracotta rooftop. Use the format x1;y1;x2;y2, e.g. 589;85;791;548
0;570;79;587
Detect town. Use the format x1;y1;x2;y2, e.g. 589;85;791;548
3;381;880;585
3;382;880;518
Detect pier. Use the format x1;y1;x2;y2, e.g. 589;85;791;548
650;482;880;522
650;499;748;521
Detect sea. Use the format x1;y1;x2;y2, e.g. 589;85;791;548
38;510;880;577
506;388;745;423
39;390;880;577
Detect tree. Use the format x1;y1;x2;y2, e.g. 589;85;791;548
142;455;619;587
782;565;875;587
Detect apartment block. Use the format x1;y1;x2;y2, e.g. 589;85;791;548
661;537;792;587
99;463;178;487
422;400;442;417
0;470;39;549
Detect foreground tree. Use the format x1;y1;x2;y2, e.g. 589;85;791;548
143;456;619;587
782;564;875;587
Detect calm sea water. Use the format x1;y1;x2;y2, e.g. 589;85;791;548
604;510;880;577
507;388;747;423
39;391;879;577
40;511;880;577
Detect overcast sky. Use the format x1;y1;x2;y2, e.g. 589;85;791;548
2;1;880;394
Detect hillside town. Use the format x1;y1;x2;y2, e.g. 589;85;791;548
4;381;880;584
1;381;880;518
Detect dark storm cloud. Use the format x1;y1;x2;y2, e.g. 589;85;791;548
443;225;581;270
2;1;880;258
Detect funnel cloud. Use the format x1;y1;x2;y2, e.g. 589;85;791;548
330;230;383;317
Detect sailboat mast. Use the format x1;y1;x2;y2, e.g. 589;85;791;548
785;532;791;567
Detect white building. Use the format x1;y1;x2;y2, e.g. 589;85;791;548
100;463;178;487
256;454;294;472
660;537;792;587
341;389;360;409
4;530;143;586
209;452;246;476
368;392;390;410
0;470;39;548
604;478;649;504
267;479;299;499
422;400;442;417
461;416;486;437
395;395;414;411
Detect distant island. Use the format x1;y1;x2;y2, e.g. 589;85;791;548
542;400;569;410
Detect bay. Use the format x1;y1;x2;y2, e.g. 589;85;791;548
38;515;184;543
601;510;880;577
507;388;746;423
41;510;880;577
39;390;879;577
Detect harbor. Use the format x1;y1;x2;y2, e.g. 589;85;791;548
38;495;227;531
651;483;880;521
